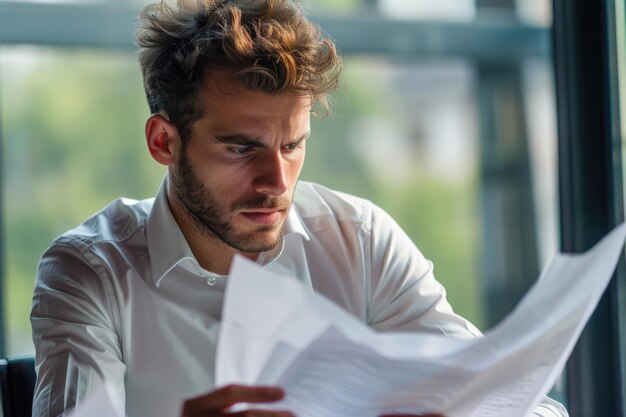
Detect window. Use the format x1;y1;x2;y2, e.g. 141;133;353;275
0;0;572;409
0;47;162;354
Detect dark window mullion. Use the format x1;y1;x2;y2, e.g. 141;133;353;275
553;0;624;415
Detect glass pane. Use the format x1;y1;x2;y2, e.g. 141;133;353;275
0;47;162;355
302;57;484;325
379;0;476;21
307;0;362;14
301;55;559;332
0;15;558;363
516;0;552;26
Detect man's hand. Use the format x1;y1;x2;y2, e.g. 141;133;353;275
180;384;295;417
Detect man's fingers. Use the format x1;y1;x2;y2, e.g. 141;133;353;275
182;384;285;415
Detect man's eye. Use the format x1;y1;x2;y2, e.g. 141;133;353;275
284;143;300;151
231;146;252;156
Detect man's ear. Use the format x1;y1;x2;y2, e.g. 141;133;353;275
145;114;180;166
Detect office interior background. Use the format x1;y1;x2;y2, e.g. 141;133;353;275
0;0;624;415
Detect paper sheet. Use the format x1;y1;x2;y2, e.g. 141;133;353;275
216;223;626;417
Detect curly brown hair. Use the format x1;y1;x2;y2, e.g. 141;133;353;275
136;0;342;140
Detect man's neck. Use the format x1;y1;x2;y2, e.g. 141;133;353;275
181;222;258;275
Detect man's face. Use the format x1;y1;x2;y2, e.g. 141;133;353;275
169;75;311;254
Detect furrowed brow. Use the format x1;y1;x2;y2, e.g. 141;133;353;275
292;131;311;145
213;135;266;147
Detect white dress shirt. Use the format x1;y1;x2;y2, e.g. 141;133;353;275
31;179;567;417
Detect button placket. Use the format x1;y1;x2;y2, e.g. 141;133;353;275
198;269;217;286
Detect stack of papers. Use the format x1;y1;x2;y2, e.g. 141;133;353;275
216;224;626;417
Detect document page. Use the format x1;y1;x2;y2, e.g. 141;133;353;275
216;223;626;417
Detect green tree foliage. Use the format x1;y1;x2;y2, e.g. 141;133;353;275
1;48;163;353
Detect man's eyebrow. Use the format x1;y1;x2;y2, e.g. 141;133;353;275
292;131;311;144
213;135;265;147
214;132;311;146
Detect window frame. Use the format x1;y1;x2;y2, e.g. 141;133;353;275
553;0;626;414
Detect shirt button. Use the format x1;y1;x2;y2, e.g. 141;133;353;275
206;276;217;286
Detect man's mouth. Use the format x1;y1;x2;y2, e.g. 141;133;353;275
239;209;285;225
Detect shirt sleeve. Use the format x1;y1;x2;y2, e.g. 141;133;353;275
364;204;568;417
532;397;570;417
31;238;126;417
365;204;481;338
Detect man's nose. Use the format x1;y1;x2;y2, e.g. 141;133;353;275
253;151;289;196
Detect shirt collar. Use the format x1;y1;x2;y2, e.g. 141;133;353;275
146;178;198;287
284;202;310;242
146;177;310;287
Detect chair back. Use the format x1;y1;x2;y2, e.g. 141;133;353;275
0;356;36;417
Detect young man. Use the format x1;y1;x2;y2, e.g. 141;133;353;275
31;1;568;416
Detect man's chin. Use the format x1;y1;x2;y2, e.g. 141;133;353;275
225;228;283;254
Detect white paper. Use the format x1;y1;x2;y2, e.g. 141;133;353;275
217;223;626;417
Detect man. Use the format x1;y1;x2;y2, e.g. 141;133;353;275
31;0;568;416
